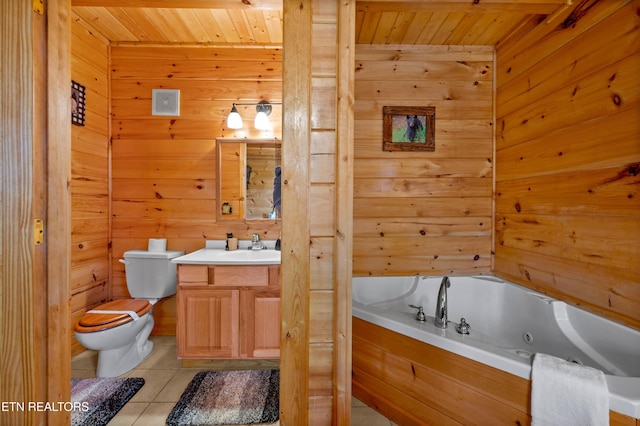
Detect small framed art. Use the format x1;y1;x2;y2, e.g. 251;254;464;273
383;106;435;152
71;80;86;126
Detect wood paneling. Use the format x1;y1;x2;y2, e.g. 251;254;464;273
47;0;73;423
354;2;563;46
353;317;638;425
281;0;312;423
281;0;353;423
73;0;282;7
334;1;356;423
353;44;494;276
495;0;640;330
307;0;356;422
71;1;568;48
108;43;282;332
71;14;111;355
1;3;44;424
72;5;283;45
353;318;530;425
51;2;638;425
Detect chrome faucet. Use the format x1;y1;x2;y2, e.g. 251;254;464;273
251;233;265;250
435;276;451;329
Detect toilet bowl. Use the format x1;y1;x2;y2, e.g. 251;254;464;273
74;248;184;377
75;299;155;377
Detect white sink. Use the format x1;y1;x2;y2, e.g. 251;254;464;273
172;248;281;265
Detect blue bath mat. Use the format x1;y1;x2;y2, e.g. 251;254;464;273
71;377;144;426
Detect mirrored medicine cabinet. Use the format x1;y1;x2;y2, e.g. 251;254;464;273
217;138;282;221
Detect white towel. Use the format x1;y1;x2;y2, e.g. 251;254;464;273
531;353;609;426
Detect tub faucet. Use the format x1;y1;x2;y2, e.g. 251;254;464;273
435;276;451;329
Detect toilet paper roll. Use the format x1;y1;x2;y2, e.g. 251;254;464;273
148;238;167;252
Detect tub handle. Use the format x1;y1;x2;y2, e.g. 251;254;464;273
409;305;426;322
456;318;471;335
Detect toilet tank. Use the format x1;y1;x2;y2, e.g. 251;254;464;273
121;250;184;299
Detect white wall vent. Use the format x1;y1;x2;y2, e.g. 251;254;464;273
152;89;180;116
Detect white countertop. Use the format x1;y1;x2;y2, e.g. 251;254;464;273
172;240;280;265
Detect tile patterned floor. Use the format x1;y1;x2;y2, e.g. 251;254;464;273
72;336;396;425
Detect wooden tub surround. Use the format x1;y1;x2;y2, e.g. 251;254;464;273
352;318;638;426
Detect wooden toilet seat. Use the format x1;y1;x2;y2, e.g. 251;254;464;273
74;299;152;333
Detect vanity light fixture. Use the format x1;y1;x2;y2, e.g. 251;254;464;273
226;100;280;130
226;104;243;129
254;101;272;130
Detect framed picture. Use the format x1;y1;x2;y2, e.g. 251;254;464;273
383;106;435;152
71;80;86;126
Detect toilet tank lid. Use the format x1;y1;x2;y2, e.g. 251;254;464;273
123;249;185;259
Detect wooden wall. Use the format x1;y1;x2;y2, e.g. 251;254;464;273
353;44;494;276
70;13;111;355
109;44;282;334
71;5;352;422
494;0;640;330
309;2;340;422
280;0;353;423
280;1;313;421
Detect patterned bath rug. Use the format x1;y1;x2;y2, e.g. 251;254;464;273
71;377;145;426
167;369;280;425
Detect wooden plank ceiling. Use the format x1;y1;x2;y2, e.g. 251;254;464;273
71;0;570;46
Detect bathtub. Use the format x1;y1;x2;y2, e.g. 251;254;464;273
352;275;640;418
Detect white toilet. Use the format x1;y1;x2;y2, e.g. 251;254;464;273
74;249;184;377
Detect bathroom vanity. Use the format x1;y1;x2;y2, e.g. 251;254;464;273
172;244;281;360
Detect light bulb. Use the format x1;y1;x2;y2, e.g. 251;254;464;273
254;111;270;130
226;105;243;129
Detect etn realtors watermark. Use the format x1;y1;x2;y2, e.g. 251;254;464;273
1;401;89;412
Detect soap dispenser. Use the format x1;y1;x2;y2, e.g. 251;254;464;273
226;233;238;251
275;232;281;251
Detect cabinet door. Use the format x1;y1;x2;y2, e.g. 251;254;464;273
177;288;239;359
242;290;280;358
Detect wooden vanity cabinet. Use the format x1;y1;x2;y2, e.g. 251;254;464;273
176;264;280;360
242;288;281;358
178;288;239;358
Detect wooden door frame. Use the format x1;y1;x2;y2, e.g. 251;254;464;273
0;1;70;424
280;1;312;424
1;2;44;424
280;1;355;423
46;0;73;423
334;1;356;423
